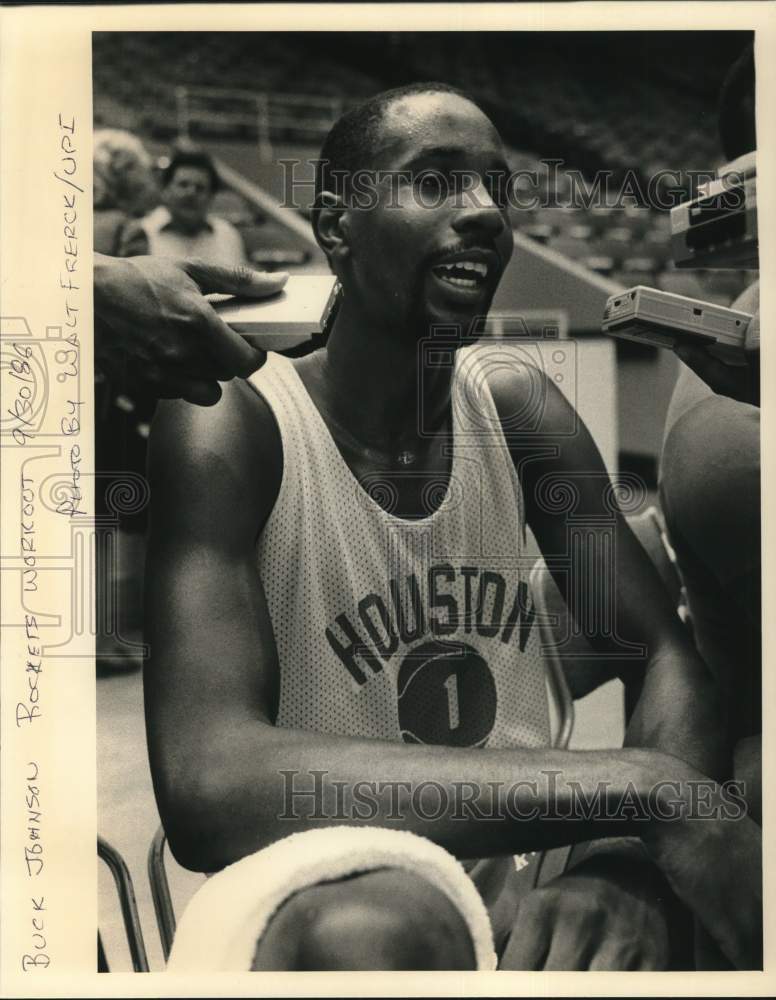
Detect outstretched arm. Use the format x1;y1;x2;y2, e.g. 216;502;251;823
489;362;759;968
489;363;728;780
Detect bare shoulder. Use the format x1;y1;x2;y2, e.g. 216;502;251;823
481;349;574;439
148;375;282;542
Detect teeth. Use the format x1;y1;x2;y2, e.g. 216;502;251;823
438;273;478;288
437;260;489;279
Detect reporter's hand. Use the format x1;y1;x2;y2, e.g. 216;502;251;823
94;254;288;405
501;848;671;970
674;312;759;406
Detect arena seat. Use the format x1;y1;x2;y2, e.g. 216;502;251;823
611;270;660;291
519;223;554;244
93;28;732;308
583;255;617;276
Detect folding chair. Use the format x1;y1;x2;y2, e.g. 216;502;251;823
520;557;578;887
148;823;196;962
98;835;149;972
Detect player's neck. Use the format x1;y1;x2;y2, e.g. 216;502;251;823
318;313;453;450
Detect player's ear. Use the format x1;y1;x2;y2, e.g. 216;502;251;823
313;190;351;267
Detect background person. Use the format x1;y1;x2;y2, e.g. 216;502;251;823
119;146;248;265
93;128;158;256
659;43;760;821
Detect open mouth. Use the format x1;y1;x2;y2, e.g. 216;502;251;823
431;260;489;291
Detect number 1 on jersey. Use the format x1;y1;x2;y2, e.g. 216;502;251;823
443;673;460;730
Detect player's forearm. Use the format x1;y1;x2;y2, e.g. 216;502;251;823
624;642;727;781
590;520;728;779
159;721;693;873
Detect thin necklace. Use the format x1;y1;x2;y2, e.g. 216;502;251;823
307;354;444;467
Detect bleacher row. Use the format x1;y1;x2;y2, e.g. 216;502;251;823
93;32;750;306
93;32;378;140
510;199;749;303
396;33;725;180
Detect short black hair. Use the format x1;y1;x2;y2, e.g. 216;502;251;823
314;81;482;206
162;148;220;193
718;43;756;160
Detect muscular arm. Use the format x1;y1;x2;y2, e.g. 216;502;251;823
144;378;759;967
488;364;727;781
145;380;680;872
488;363;760;969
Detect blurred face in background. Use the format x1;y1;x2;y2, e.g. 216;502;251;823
93;129;157;216
164;165;215;233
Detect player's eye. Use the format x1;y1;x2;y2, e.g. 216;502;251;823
416;169;450;203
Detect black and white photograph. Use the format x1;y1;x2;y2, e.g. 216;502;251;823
90;25;763;975
0;6;770;992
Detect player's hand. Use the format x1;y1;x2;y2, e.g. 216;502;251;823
641;809;762;969
94;254;288;406
674;312;759;406
500;849;671;970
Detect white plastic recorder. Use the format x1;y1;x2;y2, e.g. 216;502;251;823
602;286;754;365
670;151;758;269
207;275;340;350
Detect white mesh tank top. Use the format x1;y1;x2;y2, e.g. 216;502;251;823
248;347;551;751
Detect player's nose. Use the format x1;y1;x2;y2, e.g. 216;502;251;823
451;179;506;239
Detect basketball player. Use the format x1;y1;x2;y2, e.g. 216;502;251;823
144;84;760;970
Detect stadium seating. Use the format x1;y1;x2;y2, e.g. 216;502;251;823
93;32;750;308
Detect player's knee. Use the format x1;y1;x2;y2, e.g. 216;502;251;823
254;868;476;970
304;870;474;970
302;891;428;969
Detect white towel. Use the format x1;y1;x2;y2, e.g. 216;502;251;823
166;826;497;971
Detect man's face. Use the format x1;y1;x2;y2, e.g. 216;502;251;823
341;92;514;339
164;165;214;231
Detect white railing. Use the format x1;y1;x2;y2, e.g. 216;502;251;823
175;86;356;160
